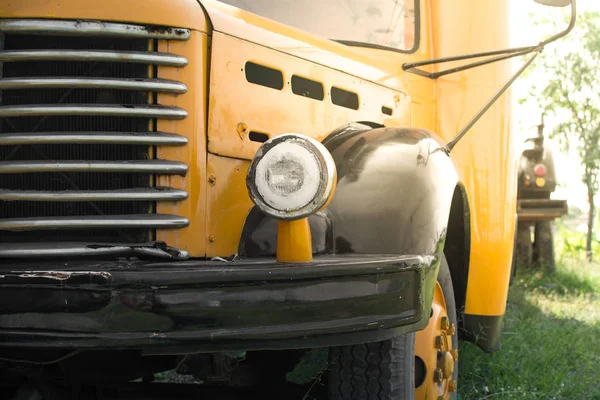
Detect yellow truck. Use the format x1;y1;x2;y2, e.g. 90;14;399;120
0;0;574;398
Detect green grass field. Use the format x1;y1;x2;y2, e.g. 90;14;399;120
457;259;600;400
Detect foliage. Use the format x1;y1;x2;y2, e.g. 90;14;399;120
554;220;600;262
525;11;600;260
531;12;600;155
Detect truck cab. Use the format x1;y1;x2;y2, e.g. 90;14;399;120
0;0;574;398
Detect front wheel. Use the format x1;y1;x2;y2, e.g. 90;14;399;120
414;256;458;400
328;333;415;399
327;256;458;400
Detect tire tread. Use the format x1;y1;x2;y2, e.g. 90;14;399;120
328;334;414;399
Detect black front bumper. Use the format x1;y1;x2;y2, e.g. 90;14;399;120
0;255;437;352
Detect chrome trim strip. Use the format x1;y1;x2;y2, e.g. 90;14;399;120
0;160;188;174
0;104;188;119
0;77;187;93
0;242;190;260
0;50;188;66
0;187;188;201
0;19;191;40
0;132;187;145
0;214;190;231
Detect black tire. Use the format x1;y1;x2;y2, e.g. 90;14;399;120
328;333;415;400
328;257;457;400
534;221;555;272
516;223;533;269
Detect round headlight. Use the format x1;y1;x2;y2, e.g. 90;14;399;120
246;134;336;220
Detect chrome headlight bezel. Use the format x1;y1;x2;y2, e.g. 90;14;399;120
246;134;336;220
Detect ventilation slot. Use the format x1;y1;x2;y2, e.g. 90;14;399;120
291;75;324;101
249;131;269;143
382;106;393;116
244;62;284;90
331;87;359;110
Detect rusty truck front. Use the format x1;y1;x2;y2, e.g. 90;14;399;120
0;1;451;398
0;0;575;398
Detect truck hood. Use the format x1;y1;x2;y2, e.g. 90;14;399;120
198;0;413;162
199;0;410;90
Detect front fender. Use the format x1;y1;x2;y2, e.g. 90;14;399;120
240;124;459;259
324;124;458;256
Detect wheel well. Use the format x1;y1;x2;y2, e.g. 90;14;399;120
443;184;471;322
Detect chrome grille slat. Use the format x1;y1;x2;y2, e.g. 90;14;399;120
0;50;188;66
0;132;188;145
0;77;188;93
0;19;191;40
0;187;188;202
0;242;189;260
0;160;188;174
0;214;190;231
0;104;187;119
0;19;191;250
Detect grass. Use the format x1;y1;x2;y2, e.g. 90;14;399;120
457;259;600;400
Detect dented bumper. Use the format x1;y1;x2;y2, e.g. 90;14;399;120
0;255;436;351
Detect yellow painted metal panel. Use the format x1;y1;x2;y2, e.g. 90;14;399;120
205;155;254;257
431;0;517;316
156;32;209;256
207;32;410;160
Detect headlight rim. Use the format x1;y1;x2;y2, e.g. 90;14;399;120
246;133;336;220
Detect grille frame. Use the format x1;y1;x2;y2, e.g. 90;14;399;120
0;19;191;40
0;19;191;257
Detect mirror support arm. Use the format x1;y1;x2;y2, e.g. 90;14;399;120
539;0;577;47
402;46;536;78
445;51;539;152
405;0;577;152
403;0;575;79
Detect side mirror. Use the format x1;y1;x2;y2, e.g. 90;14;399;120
534;0;571;7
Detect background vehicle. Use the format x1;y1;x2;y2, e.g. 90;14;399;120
516;116;568;271
0;0;573;399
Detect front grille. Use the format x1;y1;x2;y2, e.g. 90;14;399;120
0;19;190;256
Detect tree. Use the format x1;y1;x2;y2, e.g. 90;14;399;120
527;11;600;262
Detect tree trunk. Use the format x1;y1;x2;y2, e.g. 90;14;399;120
587;185;595;262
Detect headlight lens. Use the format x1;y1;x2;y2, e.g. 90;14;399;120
247;134;336;220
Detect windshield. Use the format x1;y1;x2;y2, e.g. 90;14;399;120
218;0;417;52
